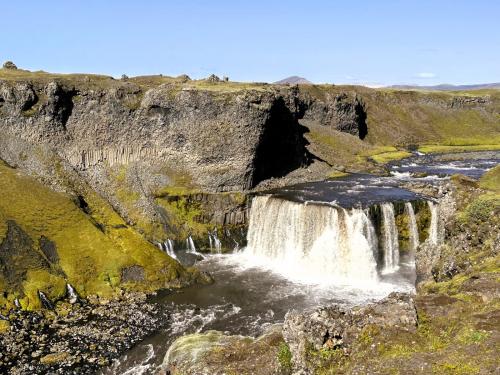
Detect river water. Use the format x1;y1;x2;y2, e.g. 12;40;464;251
102;151;499;375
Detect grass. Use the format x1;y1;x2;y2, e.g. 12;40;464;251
369;150;412;163
479;165;500;192
419;144;500;154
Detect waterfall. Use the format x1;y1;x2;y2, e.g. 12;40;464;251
164;239;177;259
428;201;439;245
186;236;204;258
158;240;178;260
381;203;400;273
243;196;379;285
66;283;80;304
186;236;196;253
38;291;54;310
405;202;419;265
208;229;222;253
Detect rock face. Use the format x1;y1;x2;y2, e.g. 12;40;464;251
282;293;417;374
0;79;367;192
303;93;367;139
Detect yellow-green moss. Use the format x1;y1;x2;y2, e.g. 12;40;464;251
479;165;500;192
327;170;349;179
419;144;500;154
369;150;412;164
0;162;187;307
276;342;292;372
0;320;10;333
21;269;67;310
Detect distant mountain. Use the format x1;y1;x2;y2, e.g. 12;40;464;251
274;76;313;85
388;82;500;91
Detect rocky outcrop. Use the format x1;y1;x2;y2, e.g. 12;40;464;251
282;293;417;374
163;325;284;375
303;92;367;139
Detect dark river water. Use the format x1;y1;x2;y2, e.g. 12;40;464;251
101;151;499;375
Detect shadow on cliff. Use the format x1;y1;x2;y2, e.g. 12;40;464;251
250;98;327;188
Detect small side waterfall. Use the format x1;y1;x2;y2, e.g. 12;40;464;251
186;236;197;253
66;283;80;304
405;202;419;261
158;240;178;259
244;196;379;285
381;203;400;273
428;201;439;245
165;239;177;259
208;229;222;253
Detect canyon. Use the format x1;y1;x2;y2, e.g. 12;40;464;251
0;67;499;374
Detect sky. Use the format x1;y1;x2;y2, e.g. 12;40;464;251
1;0;499;86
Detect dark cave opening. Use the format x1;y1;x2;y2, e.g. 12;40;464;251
250;98;313;188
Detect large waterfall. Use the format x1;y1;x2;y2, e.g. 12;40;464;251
244;196;379;285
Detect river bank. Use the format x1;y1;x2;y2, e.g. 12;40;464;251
0;292;169;374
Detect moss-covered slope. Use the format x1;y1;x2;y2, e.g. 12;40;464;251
0;161;190;310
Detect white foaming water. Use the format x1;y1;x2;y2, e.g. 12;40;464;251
208;230;222;253
66;283;79;304
405;202;419;263
165;239;177;259
158;240;177;260
381;203;400;273
390;171;412;179
119;344;155;375
428;201;439;245
241;196;379;286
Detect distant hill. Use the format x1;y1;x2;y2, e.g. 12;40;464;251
274;76;313;85
388;82;500;91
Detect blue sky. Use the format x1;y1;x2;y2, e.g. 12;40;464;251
2;1;499;85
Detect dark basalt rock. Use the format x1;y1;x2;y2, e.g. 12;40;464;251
0;221;52;292
120;265;145;282
39;236;59;264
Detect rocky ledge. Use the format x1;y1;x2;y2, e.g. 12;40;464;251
162;293;417;375
0;292;169;374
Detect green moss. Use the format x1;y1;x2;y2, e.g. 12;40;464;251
419;143;500;154
432;361;480;375
459;194;500;224
277;341;292;372
21;269;66;310
0;162;188;307
479;165;500;192
327;170;349;179
156;195;206;239
0;320;10;333
415;201;431;242
370;150;412;164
